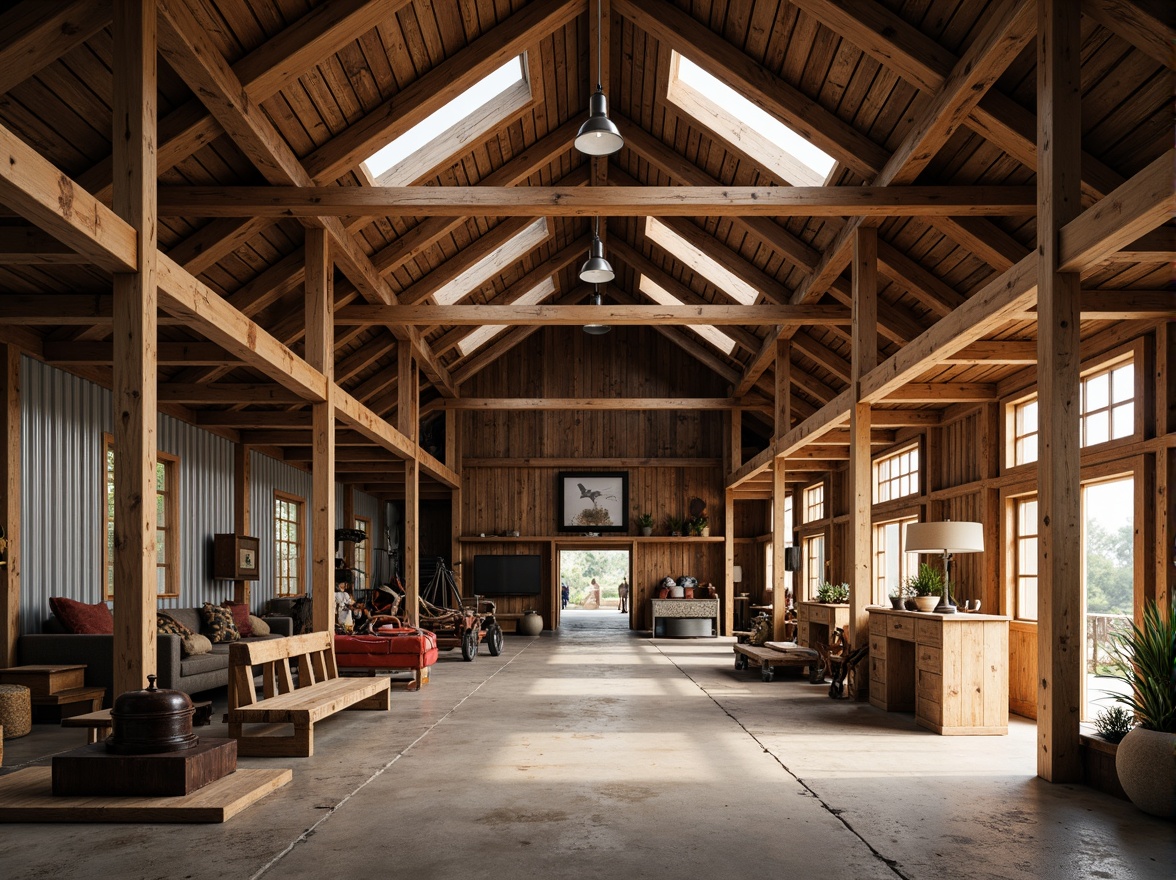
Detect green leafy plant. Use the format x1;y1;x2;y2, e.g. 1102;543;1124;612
636;512;654;529
1094;706;1133;744
816;581;849;603
688;514;709;536
1108;601;1176;733
665;515;684;535
904;563;944;597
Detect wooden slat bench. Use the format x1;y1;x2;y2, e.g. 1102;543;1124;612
734;642;823;683
227;632;390;757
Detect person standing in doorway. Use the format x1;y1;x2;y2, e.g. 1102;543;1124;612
561;580;569;609
618;577;629;613
589;578;601;609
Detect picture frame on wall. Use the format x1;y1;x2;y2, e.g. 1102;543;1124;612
557;472;629;533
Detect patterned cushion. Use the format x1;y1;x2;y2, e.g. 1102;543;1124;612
220;601;253;637
157;613;192;636
247;615;271;636
50;597;114;634
200;602;240;643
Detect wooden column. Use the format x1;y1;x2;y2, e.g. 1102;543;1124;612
447;408;462;579
727;407;742;472
111;0;157;699
723;487;735;636
1;345;19;668
849;227;878;649
305;228;334;634
1036;0;1083;783
232;443;251;605
772;339;791;640
399;345;420;627
342;485;355;571
1157;322;1174;614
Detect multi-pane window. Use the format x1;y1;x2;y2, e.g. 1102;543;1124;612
1015;497;1038;621
764;542;773;595
274;491;305;598
803;483;825;523
104;436;178;600
353;516;371;589
1012;398;1039;466
804;534;825;600
1080;360;1134;447
873;517;919;604
1010;355;1135;467
873;445;919;503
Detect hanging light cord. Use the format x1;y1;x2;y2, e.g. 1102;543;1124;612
596;0;603;92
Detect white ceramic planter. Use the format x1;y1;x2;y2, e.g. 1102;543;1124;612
517;610;543;636
1115;726;1176;819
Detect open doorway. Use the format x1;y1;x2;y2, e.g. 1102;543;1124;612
558;549;632;628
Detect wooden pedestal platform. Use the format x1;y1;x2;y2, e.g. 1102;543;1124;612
53;739;237;797
0;766;291;823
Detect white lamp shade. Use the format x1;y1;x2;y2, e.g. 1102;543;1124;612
732;565;743;583
904;521;984;554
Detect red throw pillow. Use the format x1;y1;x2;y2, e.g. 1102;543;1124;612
221;601;253;637
50;597;114;634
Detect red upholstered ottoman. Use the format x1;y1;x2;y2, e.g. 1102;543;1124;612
335;629;439;690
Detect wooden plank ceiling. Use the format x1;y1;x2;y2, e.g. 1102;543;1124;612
0;0;1171;498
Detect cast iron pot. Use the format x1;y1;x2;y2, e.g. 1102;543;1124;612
107;674;198;755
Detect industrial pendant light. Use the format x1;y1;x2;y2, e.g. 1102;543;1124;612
574;0;623;156
579;216;614;283
583;285;611;335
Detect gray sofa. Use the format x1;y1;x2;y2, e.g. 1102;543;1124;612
18;607;292;704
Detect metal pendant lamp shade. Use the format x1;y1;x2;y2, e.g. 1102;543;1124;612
575;89;623;155
579;231;614;283
583;287;611;335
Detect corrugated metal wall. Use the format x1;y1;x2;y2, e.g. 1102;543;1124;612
19;357;235;633
250;450;315;607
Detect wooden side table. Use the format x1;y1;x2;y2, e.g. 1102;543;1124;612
0;665;104;719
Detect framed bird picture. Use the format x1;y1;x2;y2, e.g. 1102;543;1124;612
557;472;629;533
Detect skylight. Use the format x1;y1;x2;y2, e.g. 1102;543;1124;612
638;275;736;356
668;52;836;187
433;218;550;305
457;277;557;356
644;217;759;305
364;56;529;186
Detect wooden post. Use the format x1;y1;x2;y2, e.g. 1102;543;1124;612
772;339;791;640
305;227;334;634
1;345;19;668
727;407;742;472
400;345;420;627
447;408;462;579
1036;0;1083;783
849;227;878;649
723;486;735;636
342;485;355;571
1157;322;1174;615
111;0;157;699
232;443;251;605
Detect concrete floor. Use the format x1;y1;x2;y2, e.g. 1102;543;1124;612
0;611;1171;880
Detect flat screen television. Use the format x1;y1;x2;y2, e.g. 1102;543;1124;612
473;554;542;596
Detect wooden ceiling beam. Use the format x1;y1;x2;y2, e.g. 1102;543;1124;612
195;411;312;429
155;0;455;398
940;341;1038;364
338;304;852;327
0;226;92;264
930;216;1029;272
158;384;307;404
790;333;852;384
0;0;113;96
78;0;396;200
614;0;888;177
1081;0;1176;71
426;398;765;412
284;447;404;463
882;383;998;403
303;0;586;183
877;241;966;318
333;388;416;460
1098;227;1176;263
157;185;1038;218
652;216;793;304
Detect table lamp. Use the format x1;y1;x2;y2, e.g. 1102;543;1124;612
903;521;984;613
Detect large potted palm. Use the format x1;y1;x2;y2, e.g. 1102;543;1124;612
1110;600;1176;818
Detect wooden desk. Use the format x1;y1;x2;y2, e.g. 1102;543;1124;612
867;607;1009;735
649;598;719;638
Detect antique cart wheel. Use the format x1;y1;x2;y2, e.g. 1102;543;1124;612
461;628;478;661
734;652;748;671
485;623;504;656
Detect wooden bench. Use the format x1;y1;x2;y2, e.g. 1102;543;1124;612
227;632;390;757
734;642;823;682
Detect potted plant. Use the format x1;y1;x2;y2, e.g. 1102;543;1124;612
636;512;654;537
903;564;943;612
665;515;684;537
689;514;710;537
1109;601;1175;818
815;581;849;604
888;583;909;610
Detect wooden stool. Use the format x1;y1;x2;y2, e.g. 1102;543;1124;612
0;684;32;738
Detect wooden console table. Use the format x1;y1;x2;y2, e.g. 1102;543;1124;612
867;607;1009;735
649;598;719;638
796;602;850;649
